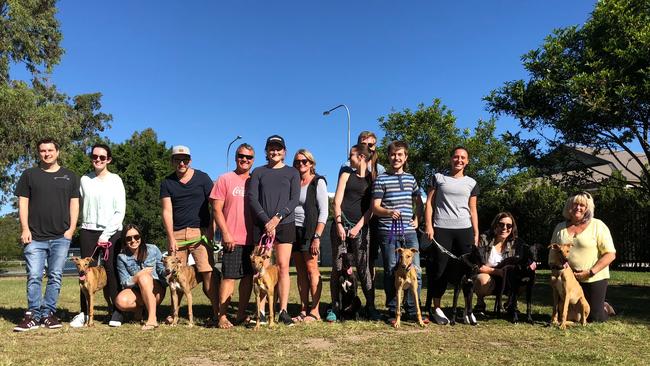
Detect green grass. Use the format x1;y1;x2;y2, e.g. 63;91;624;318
1;269;649;365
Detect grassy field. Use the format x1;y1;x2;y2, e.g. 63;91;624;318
1;269;649;365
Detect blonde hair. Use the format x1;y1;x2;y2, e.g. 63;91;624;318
562;192;595;223
294;148;316;175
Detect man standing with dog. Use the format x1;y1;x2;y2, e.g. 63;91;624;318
14;138;80;331
161;145;219;324
371;141;425;324
211;143;255;328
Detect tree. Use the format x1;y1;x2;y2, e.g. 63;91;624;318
0;1;111;203
0;213;21;260
485;0;650;198
378;99;516;197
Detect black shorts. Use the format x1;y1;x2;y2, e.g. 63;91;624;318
221;245;254;279
292;226;311;253
252;222;296;246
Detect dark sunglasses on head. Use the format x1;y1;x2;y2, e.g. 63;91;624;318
294;159;310;166
125;234;141;242
91;154;108;162
237;153;254;160
497;222;513;230
172;157;190;165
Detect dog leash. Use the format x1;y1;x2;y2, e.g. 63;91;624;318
256;232;275;255
91;241;113;265
417;228;460;261
177;235;209;248
389;218;406;264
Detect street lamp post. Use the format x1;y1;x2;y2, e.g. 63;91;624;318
323;104;351;159
226;135;242;171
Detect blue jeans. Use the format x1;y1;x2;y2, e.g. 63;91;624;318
24;237;71;320
378;230;421;316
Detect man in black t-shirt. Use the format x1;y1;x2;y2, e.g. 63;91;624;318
160;145;218;322
14;138;80;332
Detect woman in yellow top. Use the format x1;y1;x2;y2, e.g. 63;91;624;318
550;192;616;322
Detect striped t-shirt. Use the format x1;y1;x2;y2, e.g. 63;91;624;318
372;172;419;233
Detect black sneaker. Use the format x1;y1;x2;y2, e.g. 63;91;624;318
41;314;63;329
278;310;294;326
365;306;382;321
249;313;268;325
109;310;124;327
14;311;39;332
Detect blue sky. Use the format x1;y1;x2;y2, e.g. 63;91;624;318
34;1;597;186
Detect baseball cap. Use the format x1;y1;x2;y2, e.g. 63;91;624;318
265;135;286;149
172;145;191;156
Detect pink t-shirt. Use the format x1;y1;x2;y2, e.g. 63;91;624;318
210;171;250;245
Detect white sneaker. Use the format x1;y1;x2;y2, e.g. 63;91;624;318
69;312;87;328
432;308;450;325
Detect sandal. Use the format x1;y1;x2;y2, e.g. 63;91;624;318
292;312;307;323
141;322;159;331
303;313;320;323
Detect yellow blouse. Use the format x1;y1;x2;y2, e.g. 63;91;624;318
550;218;616;283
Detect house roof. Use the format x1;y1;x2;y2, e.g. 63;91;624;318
549;146;647;185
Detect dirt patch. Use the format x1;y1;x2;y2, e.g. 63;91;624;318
302;337;334;351
181;356;229;366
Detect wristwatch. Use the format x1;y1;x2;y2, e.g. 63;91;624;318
313;233;321;240
274;212;283;220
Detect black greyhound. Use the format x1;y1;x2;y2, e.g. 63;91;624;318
336;253;362;321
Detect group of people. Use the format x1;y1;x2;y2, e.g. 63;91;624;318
13;132;617;332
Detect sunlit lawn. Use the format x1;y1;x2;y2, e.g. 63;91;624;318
1;268;649;365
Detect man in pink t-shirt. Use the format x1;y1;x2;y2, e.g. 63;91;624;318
210;143;255;328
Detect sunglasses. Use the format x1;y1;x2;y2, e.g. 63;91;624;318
125;234;141;242
366;143;375;148
497;222;513;230
237;153;254;160
91;154;108;162
172;157;190;165
294;159;310;166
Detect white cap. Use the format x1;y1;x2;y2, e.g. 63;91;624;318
172;145;191;156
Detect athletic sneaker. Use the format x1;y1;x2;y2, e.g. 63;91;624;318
325;309;337;322
69;312;88;328
249;313;267;325
41;315;63;329
14;311;39;332
431;307;450;325
365;306;382;321
108;310;123;327
278;310;294;326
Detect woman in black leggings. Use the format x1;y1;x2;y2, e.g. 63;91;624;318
424;146;479;325
72;143;126;327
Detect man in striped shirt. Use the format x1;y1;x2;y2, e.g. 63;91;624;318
372;141;424;323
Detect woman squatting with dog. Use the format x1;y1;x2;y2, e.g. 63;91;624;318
72;143;126;328
246;135;301;326
424;146;479;325
550;192;616;322
290;149;328;323
475;212;536;321
115;224;167;330
330;143;377;322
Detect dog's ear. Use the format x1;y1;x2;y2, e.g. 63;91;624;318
395;248;404;254
71;256;80;263
410;248;419;254
262;254;270;260
548;243;559;250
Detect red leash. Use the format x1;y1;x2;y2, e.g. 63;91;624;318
91;241;113;264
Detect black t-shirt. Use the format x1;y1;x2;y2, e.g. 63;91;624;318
341;171;371;224
159;169;213;230
15;166;80;241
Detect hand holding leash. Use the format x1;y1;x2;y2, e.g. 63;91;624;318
167;237;178;254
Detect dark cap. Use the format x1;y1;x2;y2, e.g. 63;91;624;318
265;135;286;150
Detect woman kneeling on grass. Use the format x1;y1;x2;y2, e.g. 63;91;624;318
115;224;167;330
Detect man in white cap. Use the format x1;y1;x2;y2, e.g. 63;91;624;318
160;145;219;323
